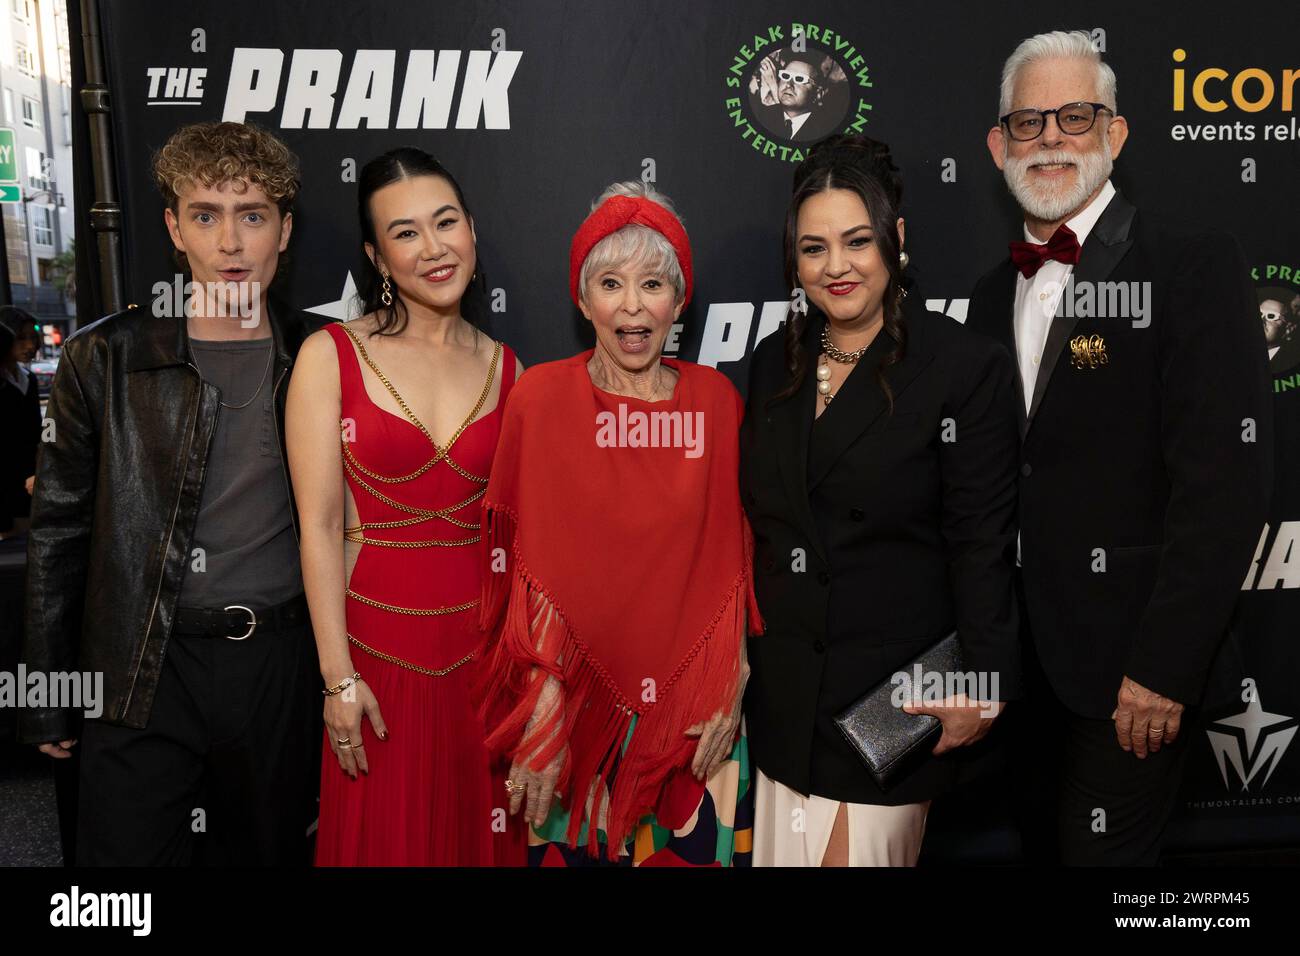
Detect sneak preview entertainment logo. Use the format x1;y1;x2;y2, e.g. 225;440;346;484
721;22;873;164
1251;262;1300;385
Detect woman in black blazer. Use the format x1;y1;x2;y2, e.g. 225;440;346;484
740;135;1021;866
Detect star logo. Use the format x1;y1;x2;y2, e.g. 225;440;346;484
1206;693;1296;792
306;272;361;321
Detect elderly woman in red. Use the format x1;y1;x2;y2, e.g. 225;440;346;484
476;182;763;865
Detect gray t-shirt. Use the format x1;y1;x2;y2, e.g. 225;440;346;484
176;336;302;608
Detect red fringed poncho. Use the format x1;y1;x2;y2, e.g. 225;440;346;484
475;351;762;858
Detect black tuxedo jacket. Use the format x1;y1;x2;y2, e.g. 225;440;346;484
740;297;1021;804
757;103;842;144
966;190;1273;718
1269;337;1300;376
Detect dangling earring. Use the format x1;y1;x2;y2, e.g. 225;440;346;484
899;250;910;270
380;272;393;307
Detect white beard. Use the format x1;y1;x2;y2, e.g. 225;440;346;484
1003;141;1113;223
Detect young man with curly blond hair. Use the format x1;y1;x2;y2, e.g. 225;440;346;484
21;122;331;865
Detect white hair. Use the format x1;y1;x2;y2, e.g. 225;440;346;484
578;181;686;306
998;30;1117;117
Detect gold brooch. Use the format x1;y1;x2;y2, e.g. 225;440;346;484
1069;334;1108;369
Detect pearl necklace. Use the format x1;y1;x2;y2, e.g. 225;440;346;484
817;324;866;406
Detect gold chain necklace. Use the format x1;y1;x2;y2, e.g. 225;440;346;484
817;324;868;406
341;324;500;458
820;323;870;364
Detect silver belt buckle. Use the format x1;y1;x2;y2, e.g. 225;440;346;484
224;604;257;641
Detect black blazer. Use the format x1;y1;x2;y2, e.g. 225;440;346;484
740;296;1021;805
757;103;842;144
966;189;1273;719
1269;336;1300;376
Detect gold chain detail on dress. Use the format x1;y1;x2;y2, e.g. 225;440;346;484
343;530;481;548
346;588;479;616
339;323;499;483
336;327;494;629
347;632;475;677
341;436;487;485
345;504;481;531
341;464;485;529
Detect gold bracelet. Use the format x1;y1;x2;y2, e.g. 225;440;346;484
323;671;362;697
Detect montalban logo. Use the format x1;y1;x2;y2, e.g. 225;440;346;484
146;40;521;128
1205;691;1296;792
722;23;873;164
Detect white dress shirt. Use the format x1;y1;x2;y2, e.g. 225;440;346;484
785;111;812;138
1012;179;1117;413
1012;180;1116;566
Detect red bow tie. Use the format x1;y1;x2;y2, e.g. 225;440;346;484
1009;224;1082;278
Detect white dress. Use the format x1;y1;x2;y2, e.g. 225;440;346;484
752;766;930;867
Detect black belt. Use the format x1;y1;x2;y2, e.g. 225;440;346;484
172;593;310;640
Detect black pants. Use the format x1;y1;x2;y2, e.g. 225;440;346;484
75;617;322;866
1011;576;1195;867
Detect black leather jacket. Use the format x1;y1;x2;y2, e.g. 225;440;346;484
19;299;331;742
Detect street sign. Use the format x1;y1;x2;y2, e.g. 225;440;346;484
0;127;19;203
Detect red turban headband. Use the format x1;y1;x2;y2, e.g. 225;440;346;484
569;194;693;308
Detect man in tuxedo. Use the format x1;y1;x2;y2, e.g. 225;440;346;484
966;31;1272;865
751;50;844;144
1258;289;1300;375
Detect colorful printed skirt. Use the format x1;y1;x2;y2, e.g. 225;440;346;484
528;718;753;867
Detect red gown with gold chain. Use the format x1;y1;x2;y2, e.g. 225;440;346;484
314;321;523;866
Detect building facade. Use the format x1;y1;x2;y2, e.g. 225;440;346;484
0;0;74;350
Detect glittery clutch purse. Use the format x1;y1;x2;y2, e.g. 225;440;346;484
833;632;962;791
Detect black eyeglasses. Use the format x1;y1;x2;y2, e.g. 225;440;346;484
1000;102;1113;141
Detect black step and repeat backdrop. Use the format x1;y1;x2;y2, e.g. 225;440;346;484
90;0;1300;857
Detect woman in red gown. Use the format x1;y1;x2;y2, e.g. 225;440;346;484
287;148;524;865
